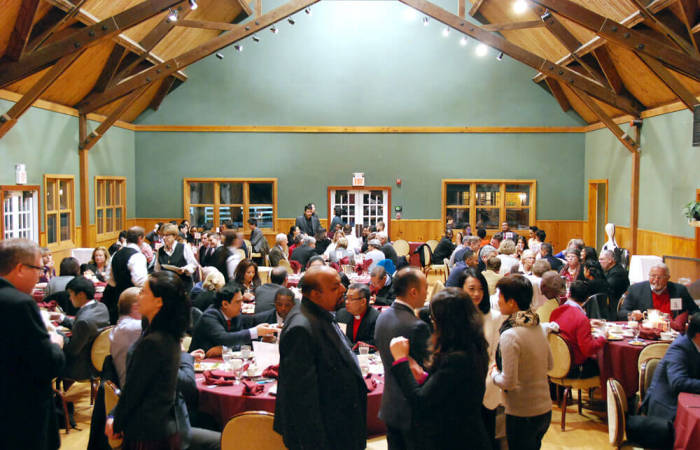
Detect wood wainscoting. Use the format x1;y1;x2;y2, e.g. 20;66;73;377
614;226;697;258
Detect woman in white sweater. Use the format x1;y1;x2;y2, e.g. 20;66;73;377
491;275;553;450
454;267;505;448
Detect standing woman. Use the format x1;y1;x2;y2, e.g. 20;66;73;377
86;246;110;282
234;259;260;301
455;268;504;448
491;275;552;450
155;223;198;295
389;288;491;450
105;271;190;449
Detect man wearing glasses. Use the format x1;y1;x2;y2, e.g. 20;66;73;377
337;283;380;346
0;238;66;450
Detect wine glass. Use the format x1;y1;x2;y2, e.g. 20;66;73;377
241;345;251;360
222;346;233;370
632;325;641;343
231;359;244;385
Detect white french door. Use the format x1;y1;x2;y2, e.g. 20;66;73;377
2;188;39;242
330;188;389;230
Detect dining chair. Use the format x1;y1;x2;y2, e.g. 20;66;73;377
221;411;285;450
103;381;123;449
393;239;410;257
638;357;660;408
90;326;114;405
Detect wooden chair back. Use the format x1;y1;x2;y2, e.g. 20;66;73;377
181;335;192;352
426;239;439;252
607;378;626;447
278;259;294;274
444;258;451;278
243;239;253;257
547;333;573;379
639;358;660;402
104;381;123;449
91;326;114;373
637;342;669;372
421;245;431;267
235;249;246;260
428;280;444;302
393;239;410;257
259;269;271;284
617;292;627;313
221;411;285;450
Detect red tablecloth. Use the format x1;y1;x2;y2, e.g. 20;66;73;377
408;242;424;267
596;338;646;399
674;393;700;449
32;281;106;302
196;363;386;436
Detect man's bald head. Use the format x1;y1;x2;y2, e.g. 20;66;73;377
302;266;346;311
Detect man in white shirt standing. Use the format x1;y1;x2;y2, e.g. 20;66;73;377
103;226;148;324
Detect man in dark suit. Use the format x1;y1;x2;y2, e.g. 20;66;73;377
540;242;564;272
274;266;367;450
370;265;396;306
295;204;321;237
290;236;317;269
198;232;219;267
618;263;697;321
269;233;289;267
336;283;380;346
254;267;288;314
248;218;269;263
0;239;66;450
374;268;431;450
599;249;629;318
61;276;110;380
190;285;277;353
432;229;456;263
378;232;400;268
254;288;296;326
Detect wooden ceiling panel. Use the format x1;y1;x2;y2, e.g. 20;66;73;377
0;0;24;58
564;0;637;22
559;82;598;122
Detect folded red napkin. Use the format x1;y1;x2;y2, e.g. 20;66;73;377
37;300;57;310
672;312;688;333
356;260;372;275
203;370;233;386
639;328;661;340
262;364;279;379
242;379;264;396
339;257;350;265
329;262;341;272
289;261;302;274
364;374;377;392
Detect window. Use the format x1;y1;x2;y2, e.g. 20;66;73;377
184;178;277;230
442;180;536;231
95;177;126;239
44;175;75;247
2;186;39;242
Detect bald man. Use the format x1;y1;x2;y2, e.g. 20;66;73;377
274;266;367;450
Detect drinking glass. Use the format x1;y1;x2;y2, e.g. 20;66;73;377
222;346;233;370
359;345;369;356
632;326;641;343
241;345;251;359
231;359;244;385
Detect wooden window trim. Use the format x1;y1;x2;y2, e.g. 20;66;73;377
441;179;537;232
43;174;75;251
95;176;126;241
183;178;278;231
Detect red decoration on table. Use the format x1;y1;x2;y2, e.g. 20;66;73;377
242;379;264;396
329;262;341;272
203;370;233;386
262;364;279;379
672;312;689;333
639;328;661;340
356;260;372;275
364;374;377;392
289;261;302;274
339;257;350;265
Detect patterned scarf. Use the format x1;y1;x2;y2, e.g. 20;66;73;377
496;309;540;371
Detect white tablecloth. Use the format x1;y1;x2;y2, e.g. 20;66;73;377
628;255;663;284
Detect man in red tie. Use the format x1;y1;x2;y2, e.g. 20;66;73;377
337;283;380;346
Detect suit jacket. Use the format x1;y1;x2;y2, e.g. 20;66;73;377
643;334;700;421
295;215;321;237
0;277;65;450
62;301;110;380
190;306;255;352
392;352;490;450
274;299;367;450
545;255;564;272
605;263;629;303
268;245;287;267
290;245;316;269
254;283;283;314
381;243;400;268
198;245;217;267
374;300;431;430
254;308;279;326
336;306;380;346
250;228;269;254
618;281;698;320
550;304;606;365
432;237;455;263
373;276;396;306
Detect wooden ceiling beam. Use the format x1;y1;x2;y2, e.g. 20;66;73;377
0;51;84;139
80;86;149;151
398;0;642;116
469;0;486;17
529;0;700;81
26;0;87;54
94;45;127;93
176;19;239;31
0;0;183;89
673;0;699;53
42;0;187;82
149;76;175;111
532;0;687;83
481;20;545;32
543;78;571;112
592;46;624;94
4;0;42;61
637;52;699;110
78;0;321;114
629;0;697;55
570;87;639;154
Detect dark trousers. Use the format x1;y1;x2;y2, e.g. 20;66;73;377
386;425;418;450
481;406;497;450
506;411;552;450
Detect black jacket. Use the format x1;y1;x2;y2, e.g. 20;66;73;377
373;276;396;306
274;299;367;450
544;255;564;272
290;245;316;269
62;302;110;380
254;283;283;314
0;277;66;450
381;243;399;268
336;306;380;346
295;215;321;237
618;281;698;320
432;237;455;264
190;306;255;352
605;263;630;303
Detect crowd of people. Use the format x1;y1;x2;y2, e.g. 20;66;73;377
0;208;698;450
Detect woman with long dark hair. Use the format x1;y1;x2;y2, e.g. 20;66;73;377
233;259;261;301
389;288;491;449
105;271;190;449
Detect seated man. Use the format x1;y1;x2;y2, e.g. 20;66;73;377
619;263;698;321
431;229;455;263
290;236;316;270
190;284;277;353
255;288;296;326
336;283;379;346
445;247;477;288
549;281;606;378
254;267;288;314
599;249;629;317
109;287;143;388
365;239;386;271
269;233;289;267
369;265;395;306
61;276;110;380
536;270;565;322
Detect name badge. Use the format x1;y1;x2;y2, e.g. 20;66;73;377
670;297;682;311
338;323;347;334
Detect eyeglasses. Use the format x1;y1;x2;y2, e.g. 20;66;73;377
23;263;43;271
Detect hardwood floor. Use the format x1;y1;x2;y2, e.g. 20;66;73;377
61;381;616;450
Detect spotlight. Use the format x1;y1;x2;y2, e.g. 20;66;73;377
270;26;278;34
215;53;223;60
459;36;467;47
252;35;260;42
497;52;504;61
234;44;243;52
423;16;429;26
442;27;449;37
288;17;295;25
476;43;488;56
167;8;178;22
188;0;198;10
513;0;528;14
304;7;311;15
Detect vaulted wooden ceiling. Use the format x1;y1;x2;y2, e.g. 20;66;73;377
0;0;698;147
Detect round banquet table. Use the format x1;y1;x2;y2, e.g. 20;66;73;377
674;393;700;449
596;338;647;399
196;365;387;436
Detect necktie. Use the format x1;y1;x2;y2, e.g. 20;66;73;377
227;319;232;331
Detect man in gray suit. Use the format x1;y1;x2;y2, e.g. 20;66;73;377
374;268;431;450
254;267;288;314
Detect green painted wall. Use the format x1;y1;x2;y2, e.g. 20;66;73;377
584;109;700;239
0;99;136;229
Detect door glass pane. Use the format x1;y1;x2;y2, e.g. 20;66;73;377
190;182;214;204
105;181;113;206
97;182;103;207
46;181;55;210
446;184;470;206
249;183;273;204
446;208;469;229
476;208;500;229
115;182;122;205
248;206;273;228
106;208;113;233
475;184;500;206
60;212;70;241
506;209;529;230
115;207;123;230
59;180;70;210
219;206;243;228
220;182;243;204
97;209;104;234
47;214;57;244
189;206;210;228
505;184;530;207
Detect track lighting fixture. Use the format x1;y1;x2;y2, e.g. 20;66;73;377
513;0;528;14
270;26;278;34
188;0;197;10
423;16;429;26
252;35;260;42
442;27;449;37
304;7;311;15
460;36;467;46
497;52;504;61
215;53;223;60
288;17;295;25
234;44;243;52
167;8;178;22
476;43;488;56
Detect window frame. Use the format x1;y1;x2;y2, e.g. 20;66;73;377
183;178;278;231
43;174;76;250
95;176;127;241
1;185;40;242
441;179;536;232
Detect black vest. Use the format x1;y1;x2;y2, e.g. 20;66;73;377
112;247;138;291
158;243;193;286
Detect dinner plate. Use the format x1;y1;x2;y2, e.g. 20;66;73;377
194;362;220;373
607;335;623;341
628;340;647;346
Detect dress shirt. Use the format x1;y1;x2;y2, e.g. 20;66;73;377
225;246;242;281
155;241;198;274
222;310;259;340
109;315;143;387
105;243;148;288
275;312;284;325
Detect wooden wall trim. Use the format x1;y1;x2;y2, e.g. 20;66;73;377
131;125;588;133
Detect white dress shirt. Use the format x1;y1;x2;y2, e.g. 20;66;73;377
226;246;242;281
105;243;148;288
109;315;143;387
155;241;199;274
